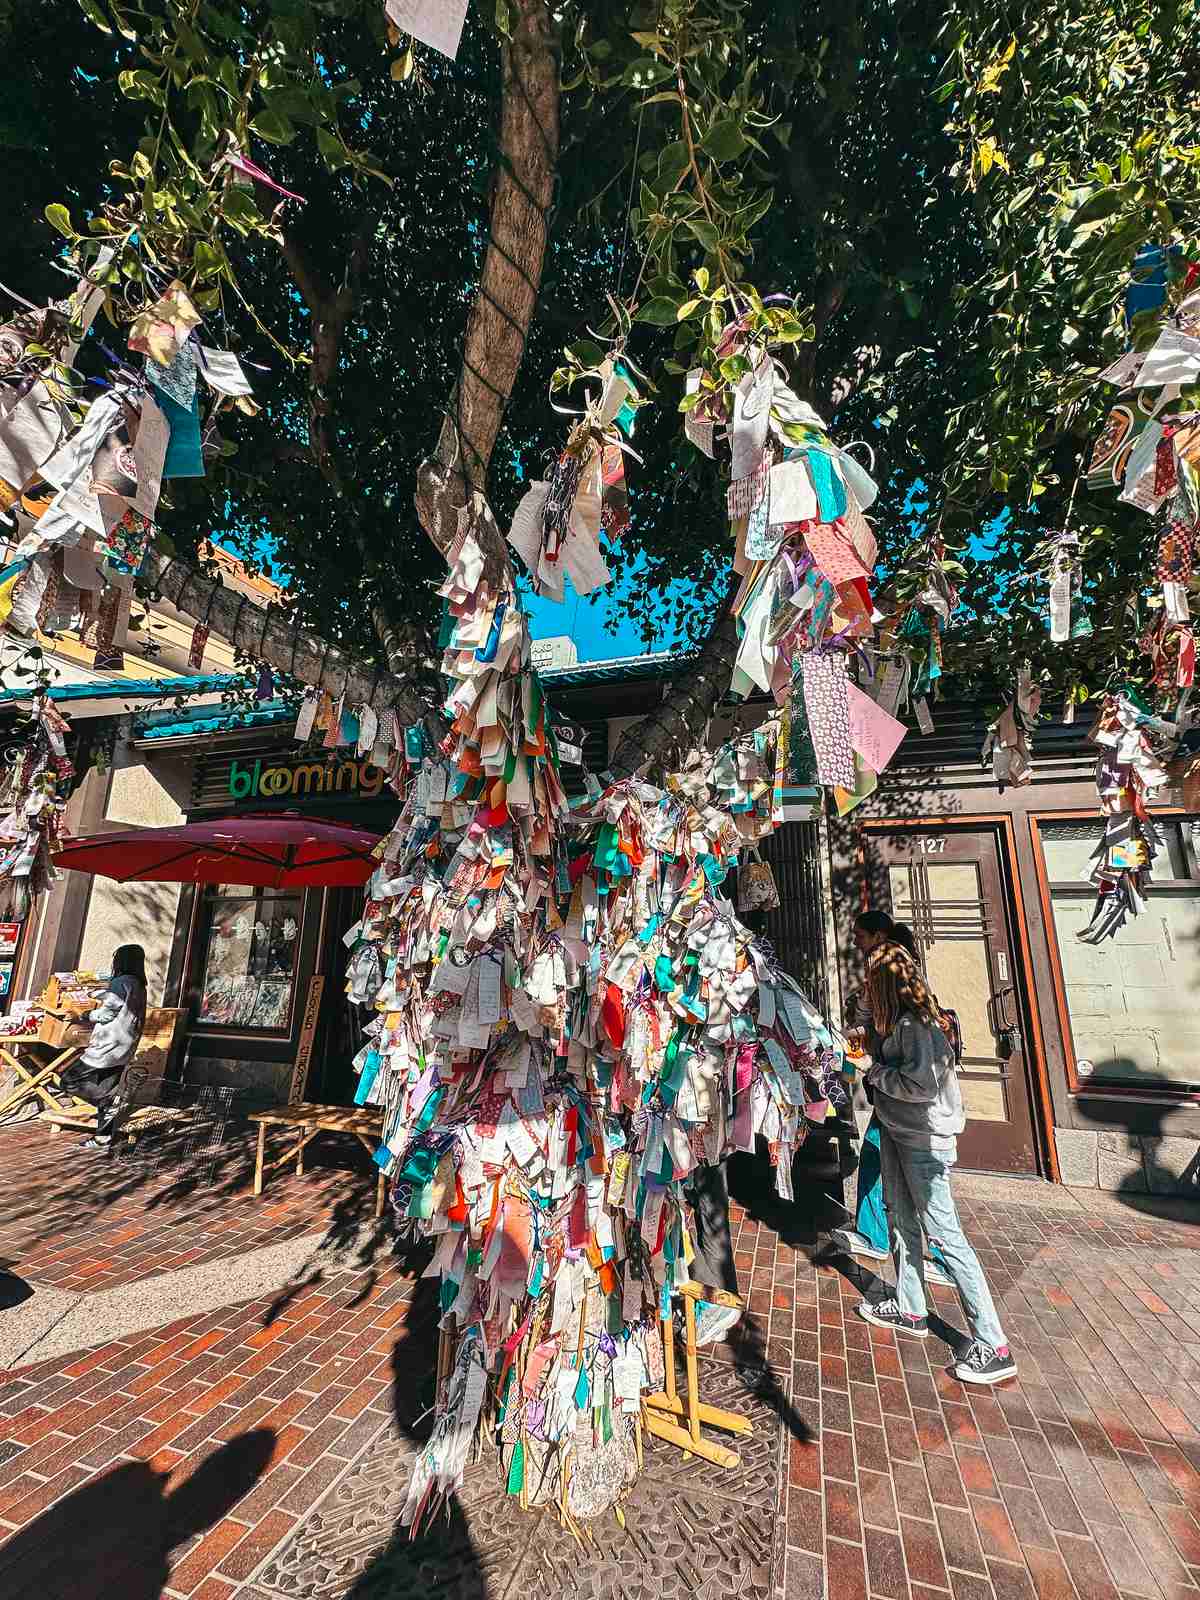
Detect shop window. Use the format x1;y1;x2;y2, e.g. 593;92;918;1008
1042;818;1200;1090
194;886;303;1032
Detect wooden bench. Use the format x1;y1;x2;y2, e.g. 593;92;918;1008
249;1103;387;1218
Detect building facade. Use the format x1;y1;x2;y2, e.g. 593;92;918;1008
5;628;1198;1195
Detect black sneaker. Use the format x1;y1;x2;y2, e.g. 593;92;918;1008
856;1297;928;1337
953;1341;1017;1386
80;1135;112;1152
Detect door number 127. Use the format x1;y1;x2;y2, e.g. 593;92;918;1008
913;837;946;853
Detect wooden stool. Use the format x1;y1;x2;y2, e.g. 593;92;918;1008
641;1281;752;1469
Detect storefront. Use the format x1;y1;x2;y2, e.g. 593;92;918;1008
827;700;1200;1192
151;721;401;1109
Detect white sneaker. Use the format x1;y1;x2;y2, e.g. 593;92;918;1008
838;1229;890;1262
693;1300;742;1346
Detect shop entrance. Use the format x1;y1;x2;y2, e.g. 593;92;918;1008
863;824;1041;1174
311;884;368;1106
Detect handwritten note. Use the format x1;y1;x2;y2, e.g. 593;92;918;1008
198;345;254;398
1134;327;1200;388
846;681;907;775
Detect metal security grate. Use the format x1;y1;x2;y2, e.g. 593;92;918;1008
756;822;829;1015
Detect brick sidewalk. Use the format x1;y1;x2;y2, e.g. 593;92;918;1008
4;1120;1200;1600
0;1123;381;1293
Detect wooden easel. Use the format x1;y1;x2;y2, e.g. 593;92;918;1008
641;1281;752;1469
431;1281;752;1490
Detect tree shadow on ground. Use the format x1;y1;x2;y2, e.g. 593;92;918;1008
338;1276;493;1600
0;1114;400;1331
0;1428;275;1600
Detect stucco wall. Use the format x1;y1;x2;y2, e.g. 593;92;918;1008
75;747;192;1005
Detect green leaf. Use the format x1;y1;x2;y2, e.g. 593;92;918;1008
623;57;672;89
390;49;414;80
693;266;709;292
1070;187;1122;228
316;127;349;169
635;296;683;326
701;119;748;162
251;108;297;145
44;203;75;239
566;339;605;368
192;240;224;279
117;68;164;104
657;140;689;187
902;289;923;318
76;0;112;33
685;218;720;251
676;299;702;320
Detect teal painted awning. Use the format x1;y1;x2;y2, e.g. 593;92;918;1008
0;671;243;708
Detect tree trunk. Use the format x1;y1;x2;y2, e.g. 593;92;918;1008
146;549;431;724
414;0;560;570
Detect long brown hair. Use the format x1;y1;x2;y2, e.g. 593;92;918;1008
866;948;943;1037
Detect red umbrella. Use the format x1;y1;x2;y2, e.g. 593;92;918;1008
53;813;383;889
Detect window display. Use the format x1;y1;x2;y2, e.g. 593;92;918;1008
196;886;302;1032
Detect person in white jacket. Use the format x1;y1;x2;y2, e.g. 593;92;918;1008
62;944;148;1152
856;951;1016;1387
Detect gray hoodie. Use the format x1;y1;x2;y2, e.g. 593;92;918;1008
867;1013;964;1157
80;975;146;1075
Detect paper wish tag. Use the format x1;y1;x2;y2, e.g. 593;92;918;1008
804;521;868;586
385;0;468;59
684;368;716;457
197;345;255;398
839;494;878;571
834;753;878;816
800;651;856;790
560;525;610;597
846;681;906;776
834;447;878;510
730;355;772;481
1133;327;1200;389
767;457;817;524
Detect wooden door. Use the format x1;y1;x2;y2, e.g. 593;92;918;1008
866;825;1039;1174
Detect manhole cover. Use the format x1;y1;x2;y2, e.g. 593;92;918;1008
517;1478;779;1600
256;1356;783;1600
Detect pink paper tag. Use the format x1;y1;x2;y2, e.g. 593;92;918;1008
804;522;869;586
846;681;907;776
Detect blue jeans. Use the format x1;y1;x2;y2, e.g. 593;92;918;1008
879;1129;1007;1351
855;1116;948;1272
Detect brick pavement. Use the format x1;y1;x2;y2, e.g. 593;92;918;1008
4;1119;1200;1599
0;1123;381;1293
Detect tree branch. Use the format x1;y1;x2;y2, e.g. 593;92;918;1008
145;548;431;724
